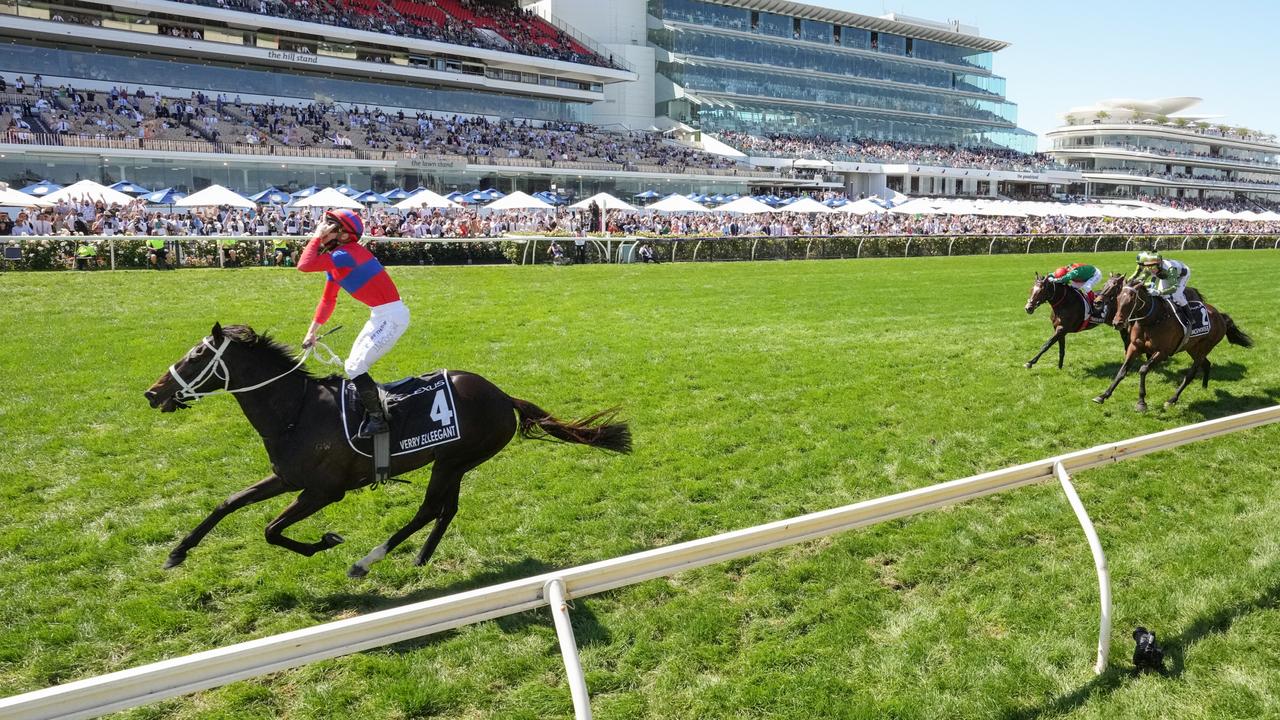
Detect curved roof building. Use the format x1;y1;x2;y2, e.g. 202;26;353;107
1047;97;1280;203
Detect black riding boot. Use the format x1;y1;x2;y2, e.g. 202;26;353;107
351;373;389;438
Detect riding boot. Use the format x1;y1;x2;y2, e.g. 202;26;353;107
351;373;389;438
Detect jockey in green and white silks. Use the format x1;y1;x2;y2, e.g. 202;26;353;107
1050;262;1102;301
1130;251;1191;308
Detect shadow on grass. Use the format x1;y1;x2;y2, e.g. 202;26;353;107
1182;388;1280;419
311;556;613;653
1079;360;1248;383
1003;578;1280;720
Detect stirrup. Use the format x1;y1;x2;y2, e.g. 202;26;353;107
357;413;389;439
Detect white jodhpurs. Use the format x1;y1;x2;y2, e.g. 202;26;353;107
1070;267;1100;293
345;300;410;377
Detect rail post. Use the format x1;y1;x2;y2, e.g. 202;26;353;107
1054;462;1111;674
544;579;592;720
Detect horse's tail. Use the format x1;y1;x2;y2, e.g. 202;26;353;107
1223;313;1254;348
510;397;632;454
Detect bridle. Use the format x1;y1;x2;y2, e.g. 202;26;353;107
1027;277;1064;311
1117;284;1156;326
168;336;342;404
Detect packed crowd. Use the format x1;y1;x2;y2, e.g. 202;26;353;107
720;131;1069;173
1092;167;1280;189
170;0;619;68
5;196;1279;239
3;80;741;169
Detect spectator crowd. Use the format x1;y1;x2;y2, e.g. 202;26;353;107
5;195;1280;240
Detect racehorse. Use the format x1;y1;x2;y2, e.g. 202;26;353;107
144;323;631;578
1093;281;1252;411
1023;272;1128;369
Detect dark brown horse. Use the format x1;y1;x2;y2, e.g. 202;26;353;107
1024;272;1128;369
144;323;631;578
1093;282;1252;411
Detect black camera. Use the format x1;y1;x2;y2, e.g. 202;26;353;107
1132;626;1164;672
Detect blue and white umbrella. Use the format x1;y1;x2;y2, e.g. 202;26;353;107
355;190;389;204
459;190;488;204
383;187;411;200
633;189;661;199
250;187;292;204
479;188;506;201
334;184;361;197
685;192;707;203
109;180;152;195
142;187;187;205
290;185;321;199
20;180;62;196
445;191;466;201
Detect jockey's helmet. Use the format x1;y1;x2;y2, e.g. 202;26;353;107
324;208;364;240
1136;250;1162;267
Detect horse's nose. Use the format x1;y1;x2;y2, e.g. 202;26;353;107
144;389;161;407
1024;305;1034;314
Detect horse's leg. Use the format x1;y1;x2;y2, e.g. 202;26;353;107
165;474;291;568
1166;357;1201;407
1136;351;1167;412
348;461;465;578
1057;333;1067;369
1094;344;1141;404
1026;328;1065;369
263;489;346;556
1201;357;1212;388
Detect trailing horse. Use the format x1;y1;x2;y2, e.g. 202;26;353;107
1093;281;1252;411
144;323;631;578
1023;272;1128;369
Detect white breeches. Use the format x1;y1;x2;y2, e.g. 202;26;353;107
345;300;409;377
1071;269;1103;294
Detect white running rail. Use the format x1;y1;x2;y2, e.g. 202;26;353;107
5;405;1280;720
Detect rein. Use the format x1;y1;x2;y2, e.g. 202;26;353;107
169;337;344;403
1119;287;1156;326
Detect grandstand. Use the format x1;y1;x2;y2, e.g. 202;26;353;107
1047;97;1280;209
0;0;1093;202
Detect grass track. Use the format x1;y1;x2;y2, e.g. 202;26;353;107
2;251;1280;719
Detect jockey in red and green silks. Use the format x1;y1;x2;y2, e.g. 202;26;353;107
1049;262;1102;301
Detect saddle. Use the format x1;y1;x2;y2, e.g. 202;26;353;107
340;370;463;460
1167;299;1212;350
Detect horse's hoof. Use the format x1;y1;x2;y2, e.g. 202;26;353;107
1135;402;1148;412
1164;400;1177;409
322;532;345;547
1024;362;1034;369
1092;396;1106;405
163;552;186;569
346;564;368;579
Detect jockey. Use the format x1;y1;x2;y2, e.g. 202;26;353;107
298;208;409;438
1130;251;1191;320
1049;262;1102;303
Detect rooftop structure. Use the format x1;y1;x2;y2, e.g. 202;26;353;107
1047;97;1280;204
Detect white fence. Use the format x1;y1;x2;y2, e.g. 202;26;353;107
4;405;1280;720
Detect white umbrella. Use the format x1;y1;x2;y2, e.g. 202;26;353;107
483;191;554;212
836;198;889;215
778;197;834;214
176;184;255;209
716;196;776;214
0;184;53;207
43;179;136;206
568;192;637;212
646;194;711;213
292;187;365;209
393;189;459;210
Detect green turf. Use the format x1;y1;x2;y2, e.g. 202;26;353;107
2;251;1280;720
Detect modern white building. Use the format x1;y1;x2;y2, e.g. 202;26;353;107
1047;97;1280;204
529;0;1078;198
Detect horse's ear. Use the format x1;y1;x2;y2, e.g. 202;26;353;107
212;322;223;340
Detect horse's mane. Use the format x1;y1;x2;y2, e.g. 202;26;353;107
222;324;341;381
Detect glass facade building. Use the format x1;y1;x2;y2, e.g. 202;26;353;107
647;0;1034;152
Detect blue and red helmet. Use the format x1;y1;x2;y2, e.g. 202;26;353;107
324;208;364;240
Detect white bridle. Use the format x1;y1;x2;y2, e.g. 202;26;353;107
167;336;342;403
